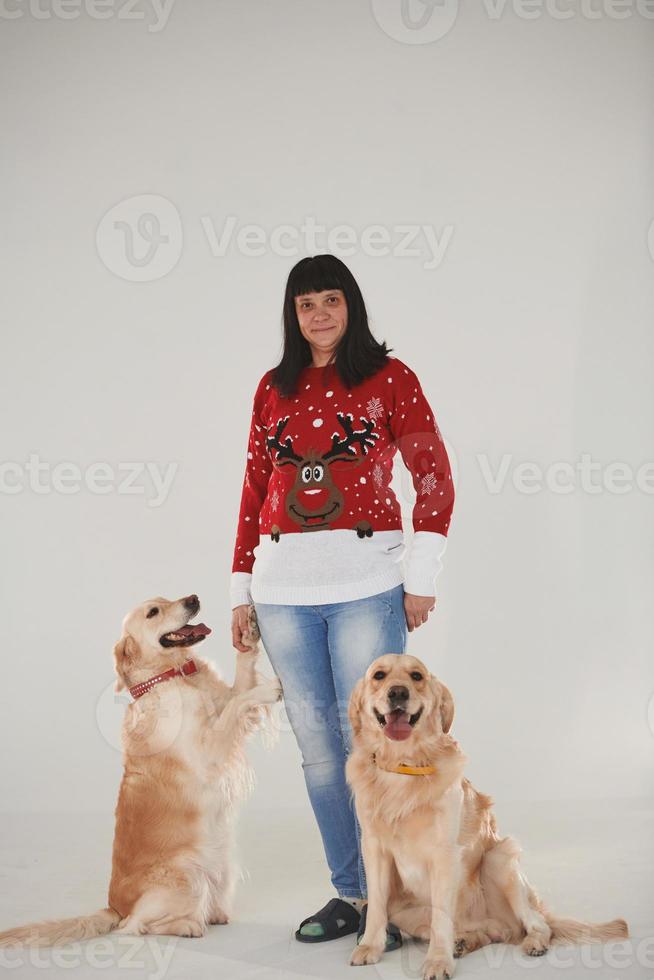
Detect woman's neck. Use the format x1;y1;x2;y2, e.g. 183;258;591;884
311;352;336;368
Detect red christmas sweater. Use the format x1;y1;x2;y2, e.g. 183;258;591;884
230;355;455;607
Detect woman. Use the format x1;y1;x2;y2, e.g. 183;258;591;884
230;254;455;945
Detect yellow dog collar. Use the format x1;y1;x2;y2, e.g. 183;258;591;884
372;754;436;776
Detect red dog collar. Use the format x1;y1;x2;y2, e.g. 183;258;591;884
129;659;198;700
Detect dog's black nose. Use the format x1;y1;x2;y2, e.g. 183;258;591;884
387;685;409;705
183;594;199;612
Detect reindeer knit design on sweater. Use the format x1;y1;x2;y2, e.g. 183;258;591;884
230;356;455;608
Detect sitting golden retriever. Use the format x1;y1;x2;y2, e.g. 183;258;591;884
0;594;281;948
346;654;628;980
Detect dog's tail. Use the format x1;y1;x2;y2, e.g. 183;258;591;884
546;913;629;945
0;908;121;948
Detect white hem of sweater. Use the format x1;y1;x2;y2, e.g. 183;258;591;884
230;529;447;607
251;564;405;606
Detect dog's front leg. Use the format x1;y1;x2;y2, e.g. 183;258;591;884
202;652;259;720
350;833;391;966
207;677;282;749
231;606;262;695
421;845;461;980
231;649;259;695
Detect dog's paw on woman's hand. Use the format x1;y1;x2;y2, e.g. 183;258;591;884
244;605;260;644
231;605;253;653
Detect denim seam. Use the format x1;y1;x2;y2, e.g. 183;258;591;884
379;591;405;650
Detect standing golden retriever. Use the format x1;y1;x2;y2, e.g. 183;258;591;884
0;594;281;948
346;654;628;980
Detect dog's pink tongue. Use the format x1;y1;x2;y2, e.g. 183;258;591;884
384;709;412;741
177;623;211;638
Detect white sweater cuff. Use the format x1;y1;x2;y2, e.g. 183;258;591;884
230;572;253;609
403;531;448;598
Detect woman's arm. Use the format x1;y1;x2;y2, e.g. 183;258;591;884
230;372;273;609
387;359;455;599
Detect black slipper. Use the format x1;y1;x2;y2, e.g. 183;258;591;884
295;897;361;943
356;902;403;951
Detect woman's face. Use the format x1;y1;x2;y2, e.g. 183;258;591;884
294;289;348;362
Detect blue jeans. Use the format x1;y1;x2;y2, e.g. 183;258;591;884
253;584;407;899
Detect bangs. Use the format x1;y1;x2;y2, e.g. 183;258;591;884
288;255;346;299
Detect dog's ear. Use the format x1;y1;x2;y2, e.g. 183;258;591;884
348;677;366;738
113;635;137;693
438;680;455;734
429;676;454;734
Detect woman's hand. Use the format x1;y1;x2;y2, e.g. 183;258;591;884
403;592;436;632
231;604;252;652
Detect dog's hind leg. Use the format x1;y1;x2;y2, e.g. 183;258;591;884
206;862;235;925
453;918;516;957
390;905;505;957
146;916;205;937
388;903;432;941
113;888;206;939
481;837;551;956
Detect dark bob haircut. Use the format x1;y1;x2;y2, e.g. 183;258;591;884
270;254;392;398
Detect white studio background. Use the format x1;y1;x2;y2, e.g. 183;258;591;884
1;1;653;817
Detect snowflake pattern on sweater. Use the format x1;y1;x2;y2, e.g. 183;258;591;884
232;356;454;576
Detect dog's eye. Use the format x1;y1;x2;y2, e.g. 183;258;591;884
372;670;386;681
410;671;423;681
146;607;159;619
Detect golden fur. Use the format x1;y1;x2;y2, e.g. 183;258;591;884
346;654;628;980
0;595;281;948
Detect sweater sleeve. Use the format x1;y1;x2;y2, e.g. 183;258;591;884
388;360;455;597
230;373;273;609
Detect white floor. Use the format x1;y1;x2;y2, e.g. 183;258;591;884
0;798;652;980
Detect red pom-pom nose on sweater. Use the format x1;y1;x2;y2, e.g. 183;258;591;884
298;487;330;510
